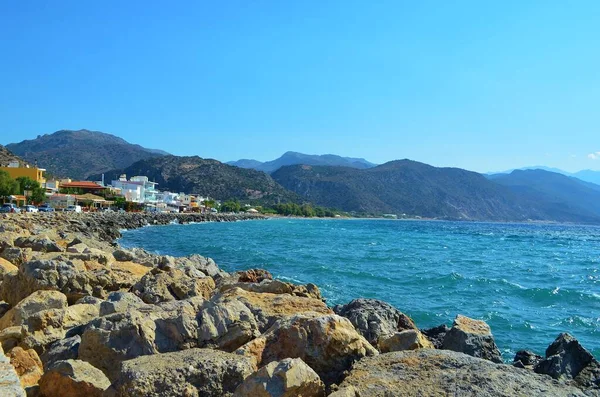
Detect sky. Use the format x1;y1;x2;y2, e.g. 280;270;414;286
1;1;599;173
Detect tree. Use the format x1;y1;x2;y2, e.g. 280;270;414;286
15;176;45;204
221;199;241;213
0;171;19;202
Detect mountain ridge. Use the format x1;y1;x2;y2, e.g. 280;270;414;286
227;151;377;173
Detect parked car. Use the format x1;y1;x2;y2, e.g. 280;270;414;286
0;204;21;213
21;205;39;213
65;205;82;213
38;204;55;212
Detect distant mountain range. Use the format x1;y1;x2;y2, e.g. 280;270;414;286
227;151;377;173
6;129;168;179
90;155;299;205
492;166;600;186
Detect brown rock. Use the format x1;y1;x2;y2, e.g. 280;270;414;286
39;359;110;397
378;329;434;353
7;346;44;388
238;268;273;283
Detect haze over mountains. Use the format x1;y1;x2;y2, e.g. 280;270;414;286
4;130;600;223
492;166;600;186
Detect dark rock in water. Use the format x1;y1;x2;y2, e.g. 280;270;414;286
333;298;417;348
40;336;81;370
421;324;450;349
238;268;273;283
112;348;254;397
441;315;503;363
535;333;596;380
514;350;543;369
335;349;586;396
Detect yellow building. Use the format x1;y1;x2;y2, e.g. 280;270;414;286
0;162;46;184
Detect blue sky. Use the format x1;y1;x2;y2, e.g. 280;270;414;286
1;1;599;172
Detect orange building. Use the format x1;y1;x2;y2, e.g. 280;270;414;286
0;161;46;184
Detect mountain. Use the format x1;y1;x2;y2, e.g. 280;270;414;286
491;166;600;186
6;129;168;179
489;169;600;222
91;155;299;204
572;170;600;185
0;145;28;167
272;160;600;223
227;151;377;173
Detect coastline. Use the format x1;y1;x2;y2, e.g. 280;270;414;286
0;212;597;396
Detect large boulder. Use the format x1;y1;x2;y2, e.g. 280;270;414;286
14;236;62;253
333;298;417;348
233;357;325;397
336;349;586;396
441;314;502;363
39;359;111;397
219;287;332;332
1;247;27;267
421;324;449;349
40;336;81;370
0;290;68;330
132;268;215;304
198;295;260;352
235;314;378;385
535;333;597;381
378;329;434;353
0;344;26;397
99;291;148;316
513;350;543;369
6;346;44;388
112;348;255;397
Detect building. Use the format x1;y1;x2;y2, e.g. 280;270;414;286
0;160;46;184
110;175;158;204
59;181;106;195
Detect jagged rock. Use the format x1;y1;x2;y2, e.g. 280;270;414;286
535;333;596;381
112;249;135;262
290;283;322;300
79;300;202;380
337;349;586;396
327;386;359;397
40;336;81;370
219;287;332;332
421;324;449;349
0;290;68;330
170;254;223;278
14;236;62;253
1;247;27;267
235;314;378;385
132;267;215;304
233;357;325;397
112;348;255;397
441;314;502;363
0;302;10;323
99;291;148;316
0;344;26;397
333;298;417;347
224;279;294;295
238;268;273;283
7;346;44;388
66;243;88;254
0;257;18;274
378;329;434;353
66;238;84;248
514;350;543;369
574;360;600;392
0;326;23;352
39;359;111;397
198;294;260;352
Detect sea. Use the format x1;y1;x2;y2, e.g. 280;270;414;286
119;218;600;361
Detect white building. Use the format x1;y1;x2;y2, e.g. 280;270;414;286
111;175;158;204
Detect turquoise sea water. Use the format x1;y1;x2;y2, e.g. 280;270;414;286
119;218;600;361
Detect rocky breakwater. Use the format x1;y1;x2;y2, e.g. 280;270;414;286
0;212;598;396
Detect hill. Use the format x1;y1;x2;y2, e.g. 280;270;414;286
491;166;600;186
272;161;600;223
6;129;167;179
228;151;376;173
0;145;27;167
91;155;299;204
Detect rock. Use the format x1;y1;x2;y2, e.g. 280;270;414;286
132;268;215;304
333;298;417;348
112;249;134;262
220;287;332;332
0;257;18;274
233;357;325;397
327;386;359;397
66;238;84;248
0;344;26;397
535;333;596;380
171;254;223;278
441;314;502;363
112;348;255;397
0;290;68;331
198;295;260;352
514;350;543;369
0;326;23;352
39;359;111;397
238;268;273;283
225;279;294;295
6;346;44;388
378;329;434;353
1;247;27;267
66;243;88;254
235;314;378;385
573;360;600;393
421;324;449;349
99;291;147;316
79;300;202;380
40;336;81;370
14;236;62;253
337;349;586;396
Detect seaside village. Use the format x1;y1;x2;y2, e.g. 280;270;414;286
0;159;228;213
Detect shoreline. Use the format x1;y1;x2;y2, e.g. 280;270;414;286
0;212;597;396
